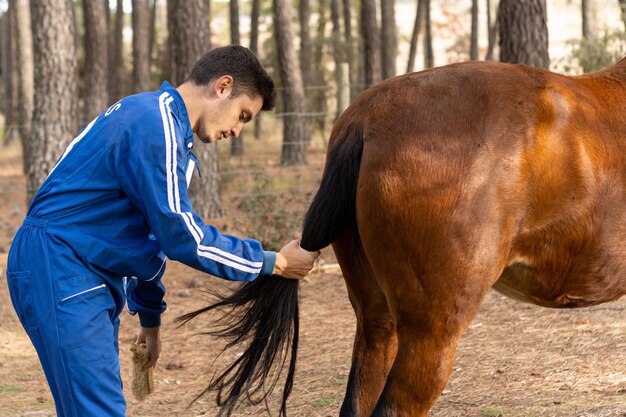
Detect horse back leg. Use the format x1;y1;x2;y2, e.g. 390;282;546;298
333;228;397;417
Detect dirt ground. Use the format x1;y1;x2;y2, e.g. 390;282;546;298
0;143;625;417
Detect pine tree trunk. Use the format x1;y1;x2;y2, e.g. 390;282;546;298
485;0;497;60
361;0;381;87
342;0;357;100
2;3;18;144
109;0;125;102
312;0;328;137
380;0;397;79
470;0;479;60
424;0;434;68
13;0;33;173
274;0;308;165
497;0;549;68
230;0;244;156
132;0;151;92
28;0;79;202
331;0;347;117
168;0;221;219
83;0;109;122
407;0;425;73
250;0;262;140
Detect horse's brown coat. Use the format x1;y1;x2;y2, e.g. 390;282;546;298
329;58;626;417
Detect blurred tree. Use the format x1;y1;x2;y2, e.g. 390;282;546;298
168;0;221;219
273;0;308;165
361;0;381;87
12;0;33;174
380;0;397;79
2;2;17;144
312;0;328;138
470;0;479;60
28;0;79;202
299;0;313;143
230;0;245;156
582;0;596;40
485;0;497;60
620;0;626;30
331;0;346;117
250;0;262;139
342;0;357;100
424;0;434;68
83;0;109;121
149;0;157;69
109;0;125;102
497;0;549;68
132;0;151;92
407;0;425;72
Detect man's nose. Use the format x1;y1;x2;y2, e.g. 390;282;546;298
231;122;244;138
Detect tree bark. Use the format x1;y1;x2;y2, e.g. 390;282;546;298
12;0;33;173
273;0;308;165
312;0;328;137
497;0;549;69
582;0;596;39
407;0;425;73
109;0;125;102
342;0;357;99
620;0;626;31
167;0;220;219
2;3;18;144
28;0;79;202
230;0;244;156
250;0;262;139
83;0;109;122
470;0;479;60
132;0;151;92
485;0;497;60
380;0;397;79
424;0;434;68
361;0;381;87
331;0;346;117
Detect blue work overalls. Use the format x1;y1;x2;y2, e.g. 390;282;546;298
6;82;275;417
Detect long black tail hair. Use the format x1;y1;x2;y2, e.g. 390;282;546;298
176;123;364;417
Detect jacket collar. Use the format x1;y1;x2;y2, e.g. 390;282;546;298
159;81;194;146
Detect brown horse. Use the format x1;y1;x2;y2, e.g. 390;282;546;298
181;57;626;417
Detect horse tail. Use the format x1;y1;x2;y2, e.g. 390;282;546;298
176;122;364;417
300;122;365;251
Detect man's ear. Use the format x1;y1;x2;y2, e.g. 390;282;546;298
214;75;234;98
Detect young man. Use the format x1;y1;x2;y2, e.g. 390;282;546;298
6;46;319;417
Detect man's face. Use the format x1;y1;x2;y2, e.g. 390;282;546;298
196;91;263;144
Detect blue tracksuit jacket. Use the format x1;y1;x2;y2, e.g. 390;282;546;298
24;81;275;326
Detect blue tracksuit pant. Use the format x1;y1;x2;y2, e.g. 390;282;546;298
7;217;126;417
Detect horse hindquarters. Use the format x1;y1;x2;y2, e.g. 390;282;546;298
333;229;398;417
355;150;501;417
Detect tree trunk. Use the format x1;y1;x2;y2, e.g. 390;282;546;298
168;0;220;219
331;0;347;117
342;0;357;99
312;0;328;137
407;0;425;73
582;0;596;39
470;0;479;60
250;0;262;139
497;0;549;69
361;0;381;87
424;0;434;68
12;0;33;174
620;0;626;31
149;0;157;67
83;0;109;122
29;0;79;202
273;0;308;165
109;0;125;102
380;0;397;79
2;3;18;144
230;0;244;156
132;0;151;92
485;0;497;60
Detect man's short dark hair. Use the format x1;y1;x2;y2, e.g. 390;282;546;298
188;46;276;111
